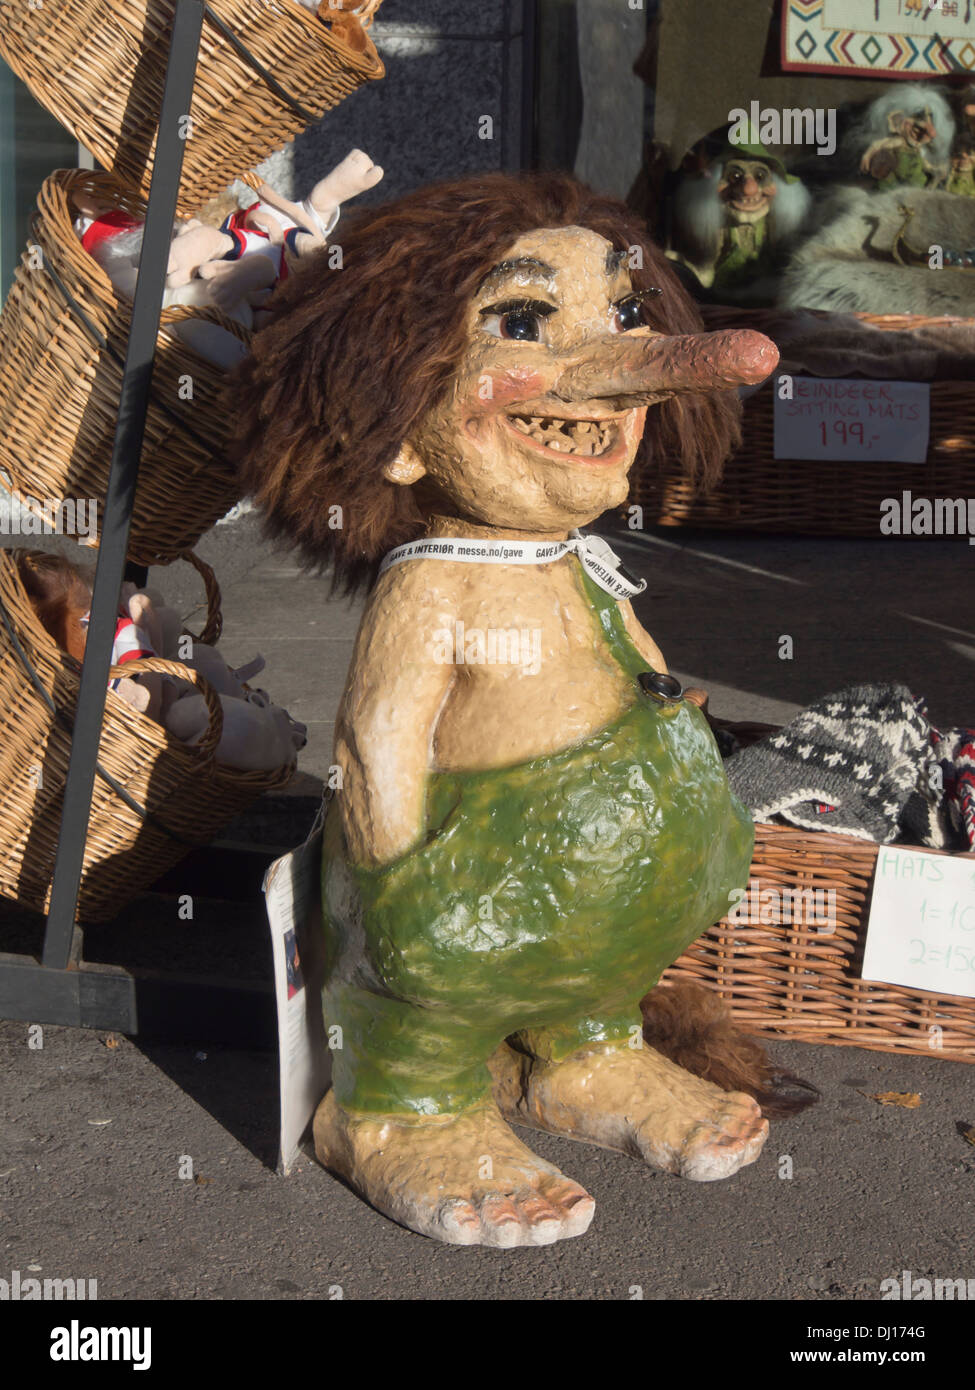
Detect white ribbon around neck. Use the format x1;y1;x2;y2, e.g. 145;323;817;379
378;529;646;601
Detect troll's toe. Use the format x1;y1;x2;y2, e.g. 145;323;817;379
672;1093;769;1182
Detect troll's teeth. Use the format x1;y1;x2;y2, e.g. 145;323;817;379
509;414;617;455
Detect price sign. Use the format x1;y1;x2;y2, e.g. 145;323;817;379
773;377;930;463
783;0;975;78
862;846;975;1001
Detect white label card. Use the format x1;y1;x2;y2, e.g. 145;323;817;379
773;377;930;464
862;846;975;1000
263;811;331;1174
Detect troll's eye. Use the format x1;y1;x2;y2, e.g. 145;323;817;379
611;289;661;334
479;299;555;342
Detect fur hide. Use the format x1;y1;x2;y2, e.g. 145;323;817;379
780;186;975;316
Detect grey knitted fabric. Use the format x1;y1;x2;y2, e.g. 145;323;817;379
724;683;932;843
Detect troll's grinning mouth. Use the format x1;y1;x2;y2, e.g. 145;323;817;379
507;414;619;457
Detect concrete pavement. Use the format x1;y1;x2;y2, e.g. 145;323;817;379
1;515;974;1298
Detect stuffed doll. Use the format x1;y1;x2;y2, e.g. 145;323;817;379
669;138;810;301
233;171;782;1248
73;190;255;370
74;150;381;367
16;551;305;772
16;549;165;718
946;86;975;197
856;83;954;191
164;148;383;311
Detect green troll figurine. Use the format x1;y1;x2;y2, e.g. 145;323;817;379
234;172;779;1247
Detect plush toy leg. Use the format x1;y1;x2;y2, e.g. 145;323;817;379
305;148;383;225
166;223;234;287
490;1018;769;1183
252;151;383;258
197;252;278;311
313;981;594;1246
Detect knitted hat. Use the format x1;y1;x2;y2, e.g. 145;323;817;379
725;683;932;843
722;121;797;183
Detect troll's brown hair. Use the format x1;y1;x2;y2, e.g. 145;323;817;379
230;171;742;593
16;550;91;663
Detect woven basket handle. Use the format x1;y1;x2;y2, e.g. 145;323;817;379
160;301;252;345
177;549;223;645
108;657;224;761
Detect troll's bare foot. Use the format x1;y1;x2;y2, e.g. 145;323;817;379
313;1091;595;1246
490;1041;768;1182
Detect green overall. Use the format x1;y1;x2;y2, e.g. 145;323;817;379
876;146;930;192
947;167;975;197
713;218;772;292
321;562;754;1115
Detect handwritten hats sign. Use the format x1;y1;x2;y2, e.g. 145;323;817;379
862;846;975;1000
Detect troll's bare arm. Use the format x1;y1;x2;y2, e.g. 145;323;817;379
335;572;455;867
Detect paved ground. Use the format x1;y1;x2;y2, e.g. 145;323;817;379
2;1024;973;1301
1;516;974;1299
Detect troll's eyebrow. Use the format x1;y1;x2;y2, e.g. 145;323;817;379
606;248;628;274
476;257;557;294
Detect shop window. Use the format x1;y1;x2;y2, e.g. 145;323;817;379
0;61;79;303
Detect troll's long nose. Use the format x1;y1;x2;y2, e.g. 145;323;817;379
552;329;779;407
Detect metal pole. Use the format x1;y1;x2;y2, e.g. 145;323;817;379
42;0;205;968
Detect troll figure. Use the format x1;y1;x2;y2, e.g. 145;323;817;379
670;140;810;299
857;85;954;191
234;173;779;1247
947;140;975;198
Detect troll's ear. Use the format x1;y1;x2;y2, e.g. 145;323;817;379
887;110;906;134
383;442;427;486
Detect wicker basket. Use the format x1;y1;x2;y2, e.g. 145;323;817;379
0;169;249;567
664;823;975;1062
635;307;975;536
0;0;385;215
0;547;295;923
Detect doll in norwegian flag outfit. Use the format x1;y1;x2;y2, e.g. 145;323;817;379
165;148;383;311
74;149;382;332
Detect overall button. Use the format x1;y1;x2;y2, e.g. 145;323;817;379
638;671;684;704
